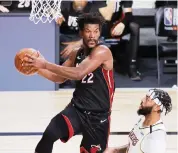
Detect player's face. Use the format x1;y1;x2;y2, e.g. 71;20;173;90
137;95;156;116
81;24;101;49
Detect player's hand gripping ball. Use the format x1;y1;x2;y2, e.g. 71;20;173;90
14;48;39;75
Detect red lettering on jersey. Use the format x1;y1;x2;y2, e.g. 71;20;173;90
129;130;139;146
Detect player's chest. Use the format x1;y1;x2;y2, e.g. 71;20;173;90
75;56;101;85
75;53;85;65
127;126;149;153
128;127;144;146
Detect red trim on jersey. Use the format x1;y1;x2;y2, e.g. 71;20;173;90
60;114;74;143
102;69;114;149
102;69;115;110
80;146;89;153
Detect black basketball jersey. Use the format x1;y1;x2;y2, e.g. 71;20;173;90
71;46;115;112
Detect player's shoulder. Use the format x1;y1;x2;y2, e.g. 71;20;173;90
141;130;167;153
95;44;110;51
92;44;111;56
144;129;166;145
149;129;166;138
148;120;167;138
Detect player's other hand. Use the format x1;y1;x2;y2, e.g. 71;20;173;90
22;52;47;69
60;42;80;59
103;147;118;153
56;16;65;26
111;22;125;36
0;5;10;13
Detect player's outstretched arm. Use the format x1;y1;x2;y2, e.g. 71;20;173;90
23;45;112;80
45;45;113;80
35;51;77;83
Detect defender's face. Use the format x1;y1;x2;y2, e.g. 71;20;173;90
137;95;156;116
81;24;101;49
140;95;155;109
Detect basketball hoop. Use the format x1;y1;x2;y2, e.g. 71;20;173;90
29;0;62;24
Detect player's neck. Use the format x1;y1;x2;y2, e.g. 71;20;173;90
143;114;160;127
83;45;92;56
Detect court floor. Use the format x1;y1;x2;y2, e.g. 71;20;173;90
0;88;177;153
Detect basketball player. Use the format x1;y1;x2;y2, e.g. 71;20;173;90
104;88;172;153
23;13;115;153
56;0;106;88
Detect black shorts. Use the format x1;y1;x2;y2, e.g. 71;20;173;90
48;103;111;153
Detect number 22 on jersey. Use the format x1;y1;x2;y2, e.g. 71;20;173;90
82;73;94;83
76;63;94;84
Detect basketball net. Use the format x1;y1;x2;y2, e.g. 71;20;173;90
29;0;62;24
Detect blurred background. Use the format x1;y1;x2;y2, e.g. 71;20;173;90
0;0;177;91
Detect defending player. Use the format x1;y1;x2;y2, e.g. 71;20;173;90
104;88;172;153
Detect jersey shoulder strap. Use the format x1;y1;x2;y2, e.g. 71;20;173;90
150;122;165;133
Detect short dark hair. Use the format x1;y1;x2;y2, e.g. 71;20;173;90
149;88;172;115
77;12;105;31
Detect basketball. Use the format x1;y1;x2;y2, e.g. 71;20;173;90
14;48;39;75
